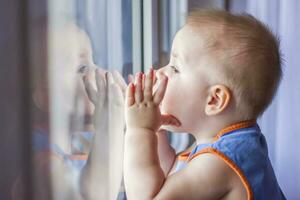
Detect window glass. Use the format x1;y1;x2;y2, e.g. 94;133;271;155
29;0;132;199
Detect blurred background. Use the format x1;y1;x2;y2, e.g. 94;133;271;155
1;0;299;199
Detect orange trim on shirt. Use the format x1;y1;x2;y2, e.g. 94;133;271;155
51;151;88;161
188;147;253;200
177;151;191;161
213;120;256;141
177;121;256;161
177;143;197;161
68;154;88;160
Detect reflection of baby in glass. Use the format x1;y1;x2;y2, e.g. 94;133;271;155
124;10;286;199
50;23;127;200
12;23;127;200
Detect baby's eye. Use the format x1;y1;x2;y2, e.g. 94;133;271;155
170;65;179;73
77;65;88;73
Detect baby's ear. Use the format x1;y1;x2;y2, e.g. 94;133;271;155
205;85;231;116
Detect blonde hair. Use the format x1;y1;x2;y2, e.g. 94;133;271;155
186;10;282;119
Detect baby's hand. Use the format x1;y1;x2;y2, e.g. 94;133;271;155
125;68;179;133
82;69;125;200
125;68;164;132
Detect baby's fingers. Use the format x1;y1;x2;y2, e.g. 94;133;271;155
83;69;98;104
108;72;124;106
112;70;127;97
109;83;124;107
144;68;154;102
95;69;106;106
134;72;143;103
128;74;134;83
126;83;135;107
153;75;168;105
153;69;157;85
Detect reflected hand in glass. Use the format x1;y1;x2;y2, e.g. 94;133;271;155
80;68;126;200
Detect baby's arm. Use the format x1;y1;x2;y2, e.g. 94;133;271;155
124;69;235;199
156;129;176;176
124;69;171;198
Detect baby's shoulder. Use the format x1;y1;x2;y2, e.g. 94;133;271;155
187;153;248;199
175;153;237;198
186;152;236;184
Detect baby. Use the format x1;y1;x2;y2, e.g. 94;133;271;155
124;10;286;200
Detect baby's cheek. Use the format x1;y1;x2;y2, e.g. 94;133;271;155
160;92;176;114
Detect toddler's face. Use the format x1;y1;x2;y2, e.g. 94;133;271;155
157;25;217;133
34;25;95;115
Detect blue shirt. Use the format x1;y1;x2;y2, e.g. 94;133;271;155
176;121;286;200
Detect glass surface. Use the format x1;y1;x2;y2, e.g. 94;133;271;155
29;0;132;199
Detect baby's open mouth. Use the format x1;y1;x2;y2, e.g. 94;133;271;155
160;111;181;127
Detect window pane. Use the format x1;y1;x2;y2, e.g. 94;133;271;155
31;0;132;199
